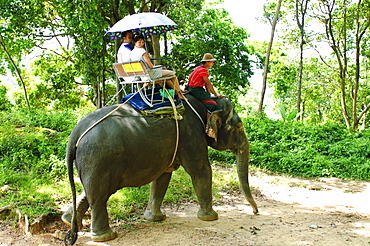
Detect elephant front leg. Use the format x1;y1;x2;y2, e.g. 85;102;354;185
144;172;172;221
189;165;218;221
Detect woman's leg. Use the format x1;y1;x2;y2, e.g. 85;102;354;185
161;70;175;77
161;70;185;100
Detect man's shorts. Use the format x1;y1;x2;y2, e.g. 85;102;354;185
188;87;218;112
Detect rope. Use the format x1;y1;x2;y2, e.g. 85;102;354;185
184;98;205;128
105;85;124;106
163;87;181;167
75;86;146;148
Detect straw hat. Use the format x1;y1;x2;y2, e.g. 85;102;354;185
201;53;217;62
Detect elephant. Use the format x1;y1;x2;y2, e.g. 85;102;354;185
63;94;258;245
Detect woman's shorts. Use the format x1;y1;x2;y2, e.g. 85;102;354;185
148;67;163;79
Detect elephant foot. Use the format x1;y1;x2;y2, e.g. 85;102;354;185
143;209;166;222
91;228;117;242
61;211;83;230
197;208;218;221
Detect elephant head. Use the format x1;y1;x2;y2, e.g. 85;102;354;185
206;99;258;214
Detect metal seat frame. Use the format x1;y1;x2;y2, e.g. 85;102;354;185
113;60;175;107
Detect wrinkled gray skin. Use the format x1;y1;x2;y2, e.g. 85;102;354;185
63;95;258;245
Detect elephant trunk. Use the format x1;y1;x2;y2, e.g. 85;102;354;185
235;138;259;214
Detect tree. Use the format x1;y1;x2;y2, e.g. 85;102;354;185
294;0;310;121
0;0;49;110
169;8;254;101
316;0;370;131
266;42;341;124
258;0;283;115
1;0;259;110
0;33;30;111
1;0;208;108
0;0;93;109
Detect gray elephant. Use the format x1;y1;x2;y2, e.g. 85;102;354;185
63;95;258;245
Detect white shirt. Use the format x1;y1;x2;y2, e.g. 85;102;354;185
117;43;133;63
130;47;147;63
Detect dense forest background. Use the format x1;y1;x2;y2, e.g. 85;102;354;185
1;0;370;228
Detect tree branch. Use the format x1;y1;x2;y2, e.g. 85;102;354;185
0;33;31;111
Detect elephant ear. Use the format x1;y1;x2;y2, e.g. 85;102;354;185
206;110;222;141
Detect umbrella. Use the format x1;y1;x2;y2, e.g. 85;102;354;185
107;12;178;40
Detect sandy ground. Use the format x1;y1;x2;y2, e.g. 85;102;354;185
1;170;369;246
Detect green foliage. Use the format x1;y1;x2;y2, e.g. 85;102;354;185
263;0;286;24
30;54;87;110
165;167;197;203
280;103;298;122
209;148;236;167
267;47;343;125
170;7;255;100
273;0;370;130
0;108;84;219
108;185;151;221
0;84;12;110
244;117;370;180
0;109;81;186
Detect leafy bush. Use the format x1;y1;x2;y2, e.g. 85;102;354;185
208;148;235;167
0;84;12;111
243;117;370;180
0;109;82;186
0;108;85;219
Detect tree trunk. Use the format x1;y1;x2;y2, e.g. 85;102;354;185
113;0;123;103
296;38;303;121
96;80;101;108
0;33;30;111
295;0;309;121
351;0;370;131
151;35;161;66
324;0;351;129
101;44;106;107
164;33;168;56
258;0;283;115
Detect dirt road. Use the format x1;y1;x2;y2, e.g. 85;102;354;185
1;170;369;246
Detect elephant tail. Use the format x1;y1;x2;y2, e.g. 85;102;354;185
64;144;78;245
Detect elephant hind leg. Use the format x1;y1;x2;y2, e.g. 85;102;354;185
89;193;117;242
144;172;172;221
91;228;117;242
62;192;89;230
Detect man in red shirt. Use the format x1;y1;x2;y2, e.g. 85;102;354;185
188;53;222;112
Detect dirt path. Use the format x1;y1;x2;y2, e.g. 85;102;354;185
1;170;370;246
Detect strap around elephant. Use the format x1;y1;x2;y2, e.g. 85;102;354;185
75;86;145;148
184;99;205;128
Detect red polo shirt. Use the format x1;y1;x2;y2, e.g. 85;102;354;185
188;66;209;87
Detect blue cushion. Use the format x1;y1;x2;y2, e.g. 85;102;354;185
121;87;181;111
